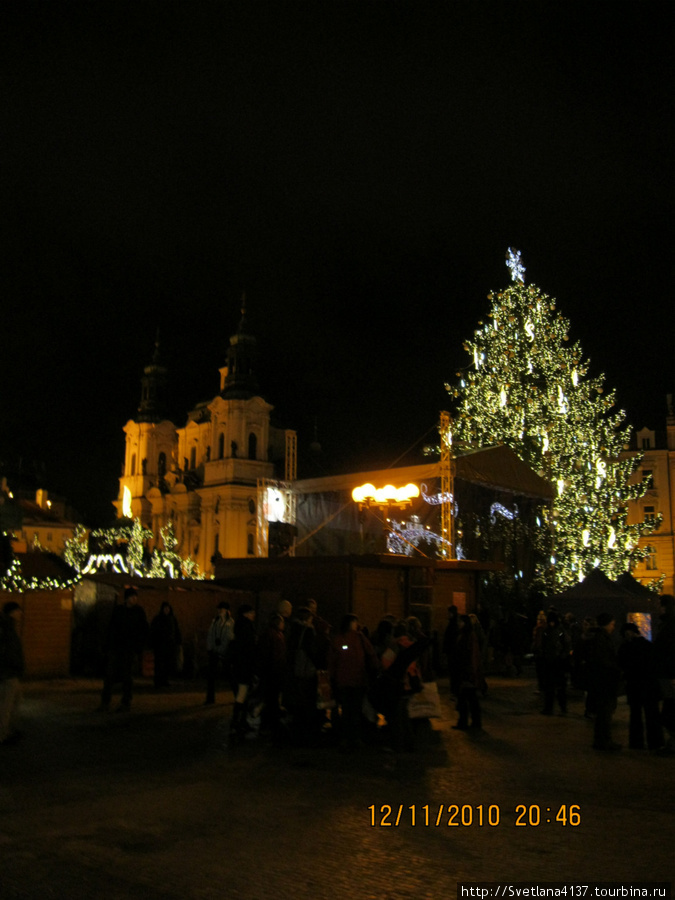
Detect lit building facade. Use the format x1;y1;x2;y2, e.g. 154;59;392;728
114;307;295;576
12;489;77;555
626;397;675;595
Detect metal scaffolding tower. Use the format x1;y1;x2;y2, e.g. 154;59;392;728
439;410;455;559
255;430;298;558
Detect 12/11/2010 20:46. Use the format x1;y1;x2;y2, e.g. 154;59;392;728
368;805;582;827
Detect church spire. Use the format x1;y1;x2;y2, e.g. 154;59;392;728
137;330;168;422
221;294;259;399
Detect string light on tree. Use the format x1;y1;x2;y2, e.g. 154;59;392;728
448;250;653;589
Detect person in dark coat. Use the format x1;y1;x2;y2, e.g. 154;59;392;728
574;616;597;716
328;614;378;750
205;602;234;704
369;623;430;752
229;604;257;740
256;612;286;736
617;622;663;751
284;607;321;745
150;602;181;688
502;611;530;677
442;605;460;694
587;612;622;752
99;587;149;713
0;601;24;745
540;611;571;715
531;610;548;693
653;594;675;754
453;614;483;730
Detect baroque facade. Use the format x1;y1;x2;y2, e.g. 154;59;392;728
114;306;295;576
626;396;675;595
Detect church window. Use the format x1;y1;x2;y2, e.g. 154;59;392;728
158;452;166;477
248;498;256;515
218;433;225;459
248;432;257;460
247;533;254;555
131;453;136;476
190;446;196;469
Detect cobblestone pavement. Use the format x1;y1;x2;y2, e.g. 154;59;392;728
0;674;672;900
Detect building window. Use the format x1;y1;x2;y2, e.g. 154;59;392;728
218;433;225;459
247;533;254;555
131;453;136;476
190;446;196;469
248;498;256;515
644;506;656;525
645;547;658;570
642;469;653;486
248;432;257;460
158;452;166;477
642;437;652;450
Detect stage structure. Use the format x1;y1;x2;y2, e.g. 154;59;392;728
256;430;298;558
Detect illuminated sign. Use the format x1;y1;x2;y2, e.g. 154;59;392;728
81;553;175;579
265;487;287;523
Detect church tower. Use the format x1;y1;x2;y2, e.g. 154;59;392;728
221;296;259;399
114;336;177;526
138;331;168;422
115;303;295;576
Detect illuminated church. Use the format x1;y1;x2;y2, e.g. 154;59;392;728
114;303;555;587
114;304;297;576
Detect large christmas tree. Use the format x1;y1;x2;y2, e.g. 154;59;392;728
447;249;649;590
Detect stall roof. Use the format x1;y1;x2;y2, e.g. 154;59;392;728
295;444;555;501
547;568;660;618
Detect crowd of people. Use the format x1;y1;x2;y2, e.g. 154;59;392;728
2;588;674;758
213;600;434;752
527;597;675;754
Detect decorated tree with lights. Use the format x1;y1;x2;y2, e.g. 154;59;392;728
447;249;650;590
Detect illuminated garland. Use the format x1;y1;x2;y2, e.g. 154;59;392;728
0;533;82;592
387;516;450;556
490;502;518;524
64;518;205;580
448;265;652;590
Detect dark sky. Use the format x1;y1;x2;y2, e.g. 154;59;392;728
1;1;673;524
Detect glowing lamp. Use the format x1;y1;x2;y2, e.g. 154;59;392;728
352;482;420;509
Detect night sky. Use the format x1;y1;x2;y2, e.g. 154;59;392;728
1;1;673;525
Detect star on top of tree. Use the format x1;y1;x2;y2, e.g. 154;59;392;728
506;247;526;283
